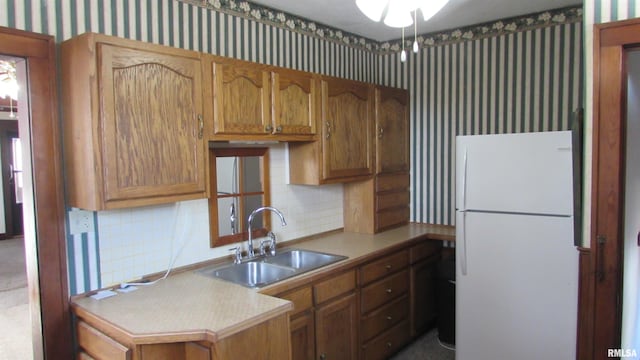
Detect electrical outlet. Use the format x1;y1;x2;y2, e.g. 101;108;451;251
68;208;95;235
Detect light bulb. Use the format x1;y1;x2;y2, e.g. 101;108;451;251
413;40;419;53
401;49;407;62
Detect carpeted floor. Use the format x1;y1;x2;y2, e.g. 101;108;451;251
391;328;455;360
0;237;32;360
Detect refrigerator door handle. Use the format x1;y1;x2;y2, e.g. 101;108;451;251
461;211;468;275
461;148;468;210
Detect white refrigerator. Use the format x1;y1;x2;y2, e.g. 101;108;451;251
455;131;578;360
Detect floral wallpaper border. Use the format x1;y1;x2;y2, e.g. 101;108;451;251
181;0;582;53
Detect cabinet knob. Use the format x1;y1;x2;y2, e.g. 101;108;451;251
386;315;393;321
320;354;326;360
386;288;393;294
386;342;392;348
265;124;273;132
275;125;283;133
385;264;392;270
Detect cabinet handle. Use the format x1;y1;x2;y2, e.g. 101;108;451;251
378;126;384;139
197;114;204;139
265;124;273;132
386;288;393;294
275;125;283;133
385;264;392;270
325;121;331;139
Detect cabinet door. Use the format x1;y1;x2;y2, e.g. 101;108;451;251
99;44;205;203
291;312;315;360
375;86;409;174
410;257;439;336
272;68;317;136
315;293;358;360
321;78;373;180
211;58;271;134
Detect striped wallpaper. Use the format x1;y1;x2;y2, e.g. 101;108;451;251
380;22;584;225
0;0;584;292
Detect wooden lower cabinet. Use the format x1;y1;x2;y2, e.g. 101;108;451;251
290;312;315;360
315;293;358;360
410;256;439;336
74;314;290;360
361;321;411;360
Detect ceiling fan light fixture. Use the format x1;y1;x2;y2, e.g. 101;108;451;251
383;1;415;28
355;0;389;22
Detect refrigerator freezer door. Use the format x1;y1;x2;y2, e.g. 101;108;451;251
456;131;573;216
455;211;578;360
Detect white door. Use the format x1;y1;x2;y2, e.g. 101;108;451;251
455;211;578;360
456;132;573;215
621;50;640;351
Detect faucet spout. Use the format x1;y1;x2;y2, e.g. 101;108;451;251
247;206;287;258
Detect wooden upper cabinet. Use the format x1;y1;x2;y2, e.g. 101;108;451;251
204;56;317;140
209;57;271;135
322;77;374;180
271;68;318;136
61;33;207;210
375;86;409;174
288;76;374;185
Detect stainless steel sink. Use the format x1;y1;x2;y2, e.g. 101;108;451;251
197;249;347;288
264;249;347;270
199;261;296;288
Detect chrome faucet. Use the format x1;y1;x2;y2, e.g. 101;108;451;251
247;206;287;258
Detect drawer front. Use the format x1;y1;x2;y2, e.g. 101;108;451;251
375;207;410;232
376;190;409;211
278;286;313;317
361;269;409;314
314;270;356;305
409;240;442;264
361;295;409;343
376;173;409;192
361;320;411;360
360;250;409;286
77;321;131;360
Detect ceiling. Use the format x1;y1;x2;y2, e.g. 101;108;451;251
249;0;582;42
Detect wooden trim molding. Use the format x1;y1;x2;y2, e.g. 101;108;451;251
585;18;640;360
0;26;72;359
577;247;594;360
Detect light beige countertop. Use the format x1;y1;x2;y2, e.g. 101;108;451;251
72;222;454;345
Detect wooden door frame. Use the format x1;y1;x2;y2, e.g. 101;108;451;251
0;27;72;359
583;17;640;359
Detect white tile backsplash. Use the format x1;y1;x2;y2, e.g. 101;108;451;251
97;143;344;287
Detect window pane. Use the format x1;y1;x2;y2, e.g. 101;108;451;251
11;137;22;204
217;197;239;236
243;195;264;229
216;156;239;196
242;156;263;193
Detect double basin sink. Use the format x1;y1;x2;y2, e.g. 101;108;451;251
198;249;347;288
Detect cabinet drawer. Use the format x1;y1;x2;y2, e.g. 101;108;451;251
409;241;442;264
361;295;409;343
76;321;131;360
375;207;410;232
361;320;411;360
277;286;313;317
376;190;409;211
360;250;409;286
376;173;409;192
361;269;409;314
314;270;356;304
